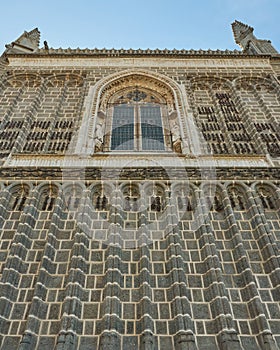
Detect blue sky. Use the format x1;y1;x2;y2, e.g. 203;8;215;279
0;0;279;52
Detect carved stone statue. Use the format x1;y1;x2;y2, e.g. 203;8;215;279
170;120;182;153
94;120;105;152
171;120;180;142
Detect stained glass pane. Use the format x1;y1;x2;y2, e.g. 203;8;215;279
141;106;165;150
111;105;134;150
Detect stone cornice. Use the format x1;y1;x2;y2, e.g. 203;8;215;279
3;47;272;59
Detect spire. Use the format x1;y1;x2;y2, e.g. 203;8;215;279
4;28;41;54
26;28;41;47
231;20;253;45
231;20;278;55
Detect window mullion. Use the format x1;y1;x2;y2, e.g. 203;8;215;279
136;104;141;151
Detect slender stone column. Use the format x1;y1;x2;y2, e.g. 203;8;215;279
195;184;242;350
19;192;63;349
166;187;197;350
55;191;90;350
0;186;42;348
98;187;123;350
138;186;156;350
247;187;280;297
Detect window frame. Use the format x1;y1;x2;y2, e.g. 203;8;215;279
102;88;172;152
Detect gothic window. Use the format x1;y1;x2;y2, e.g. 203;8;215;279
95;195;108;211
228;187;246;211
111;104;164;151
256;186;276;210
111;105;134;150
92;185;110;211
150;196;162;212
64;186;83;210
12;195;26;211
214;195;224;211
9;185;29;211
41;195;55;211
38;186;58;211
146;184;165;213
105;89;169;152
177;195;193;211
122;184;140;212
204;194;223;212
141;105;165;150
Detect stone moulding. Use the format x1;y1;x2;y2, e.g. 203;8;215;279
0;167;279;181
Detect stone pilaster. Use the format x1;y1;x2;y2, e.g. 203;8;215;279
55;192;89;350
166;187;197;350
222;187;279;350
98;187;123;350
196;185;242;350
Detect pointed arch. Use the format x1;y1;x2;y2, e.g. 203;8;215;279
90;183;113;211
75;69;193;155
37;183;60;211
7;183;30;211
225;182;249;211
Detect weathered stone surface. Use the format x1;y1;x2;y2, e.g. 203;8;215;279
0;21;279;350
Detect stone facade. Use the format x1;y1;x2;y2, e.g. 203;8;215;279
0;21;279;350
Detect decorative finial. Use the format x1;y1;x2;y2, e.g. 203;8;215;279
44;41;49;50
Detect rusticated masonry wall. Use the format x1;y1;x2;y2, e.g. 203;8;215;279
0;178;279;350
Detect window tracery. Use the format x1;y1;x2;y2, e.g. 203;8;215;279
204;193;224;212
191;83;229;155
9;185;29;211
92;185;110;211
146;184;166;213
106;89;167;152
227;186;246;211
95;195;108;211
38;186;58;211
64;185;83;210
94;75;181;154
122;184;140;212
173;185;195;213
22;74;83;155
256;185;277;210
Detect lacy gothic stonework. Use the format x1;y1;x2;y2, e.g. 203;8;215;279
0;21;279;350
